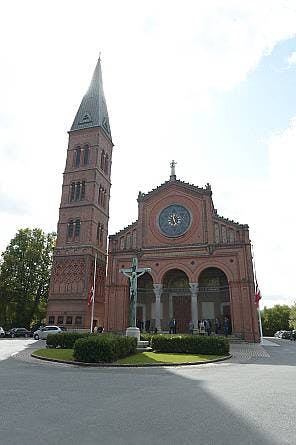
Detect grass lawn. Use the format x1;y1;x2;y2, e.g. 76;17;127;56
114;352;226;364
33;348;226;364
33;348;74;361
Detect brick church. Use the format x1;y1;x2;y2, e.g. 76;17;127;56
47;60;260;342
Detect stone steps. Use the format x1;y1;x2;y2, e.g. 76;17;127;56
136;340;152;352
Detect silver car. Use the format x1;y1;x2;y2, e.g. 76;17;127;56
33;326;64;340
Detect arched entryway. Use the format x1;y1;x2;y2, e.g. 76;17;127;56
162;269;191;333
137;272;154;331
198;267;231;334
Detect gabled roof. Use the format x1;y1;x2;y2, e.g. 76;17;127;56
109;221;138;239
70;59;112;140
137;178;212;202
213;210;248;228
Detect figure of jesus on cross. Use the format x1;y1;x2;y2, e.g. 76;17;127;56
120;258;151;328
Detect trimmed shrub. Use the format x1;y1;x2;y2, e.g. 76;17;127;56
46;332;91;349
73;334;137;363
151;335;229;355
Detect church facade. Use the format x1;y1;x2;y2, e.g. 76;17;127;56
47;61;260;342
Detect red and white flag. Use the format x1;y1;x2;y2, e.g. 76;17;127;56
88;286;94;307
255;281;262;308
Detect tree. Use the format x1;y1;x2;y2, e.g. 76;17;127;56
0;228;56;329
289;302;296;329
261;304;291;336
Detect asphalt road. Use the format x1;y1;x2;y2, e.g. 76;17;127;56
0;338;295;445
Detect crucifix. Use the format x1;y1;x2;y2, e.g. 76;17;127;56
170;160;177;180
120;258;151;327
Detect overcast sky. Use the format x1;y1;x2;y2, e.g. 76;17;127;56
1;0;296;308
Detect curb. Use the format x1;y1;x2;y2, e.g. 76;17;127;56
31;352;232;367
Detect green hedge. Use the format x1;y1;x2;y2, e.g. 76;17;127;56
46;332;91;349
151;335;229;355
73;334;137;363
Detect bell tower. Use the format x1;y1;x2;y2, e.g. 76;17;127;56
47;59;113;329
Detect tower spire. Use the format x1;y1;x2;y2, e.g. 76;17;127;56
70;59;112;140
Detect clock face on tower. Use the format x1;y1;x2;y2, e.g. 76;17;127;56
158;204;191;237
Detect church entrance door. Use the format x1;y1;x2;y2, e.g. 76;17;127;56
162;269;191;333
198;267;231;335
173;295;191;333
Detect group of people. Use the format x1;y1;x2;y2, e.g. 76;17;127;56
189;316;231;336
135;315;232;336
136;319;151;332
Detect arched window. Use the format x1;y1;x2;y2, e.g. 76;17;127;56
96;223;104;245
75;316;82;325
102;190;106;208
68;220;74;238
81;181;86;200
98;186;102;205
74;147;81;167
100;150;105;170
75;182;81;201
70;182;75;202
83;145;89;165
74;219;81;237
104;154;109;174
100;224;104;244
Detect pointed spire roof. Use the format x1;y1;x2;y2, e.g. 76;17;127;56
70;58;112;140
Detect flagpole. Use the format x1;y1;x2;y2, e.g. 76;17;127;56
258;304;263;343
90;253;97;333
251;244;263;343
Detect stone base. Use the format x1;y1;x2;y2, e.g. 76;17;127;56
136;340;152;352
126;326;140;341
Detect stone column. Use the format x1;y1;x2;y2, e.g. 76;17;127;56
189;283;199;332
153;284;162;332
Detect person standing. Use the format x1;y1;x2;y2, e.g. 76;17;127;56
199;320;205;335
223;316;230;337
145;319;151;332
214;318;221;335
188;321;194;335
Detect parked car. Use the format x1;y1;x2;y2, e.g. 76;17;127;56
282;330;292;339
33;325;66;340
274;331;283;338
6;328;32;338
290;330;296;341
0;327;5;338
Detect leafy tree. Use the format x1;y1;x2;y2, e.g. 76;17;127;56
289;302;296;330
0;228;56;329
261;304;291;336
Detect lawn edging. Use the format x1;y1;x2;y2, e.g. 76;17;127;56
31;351;232;367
